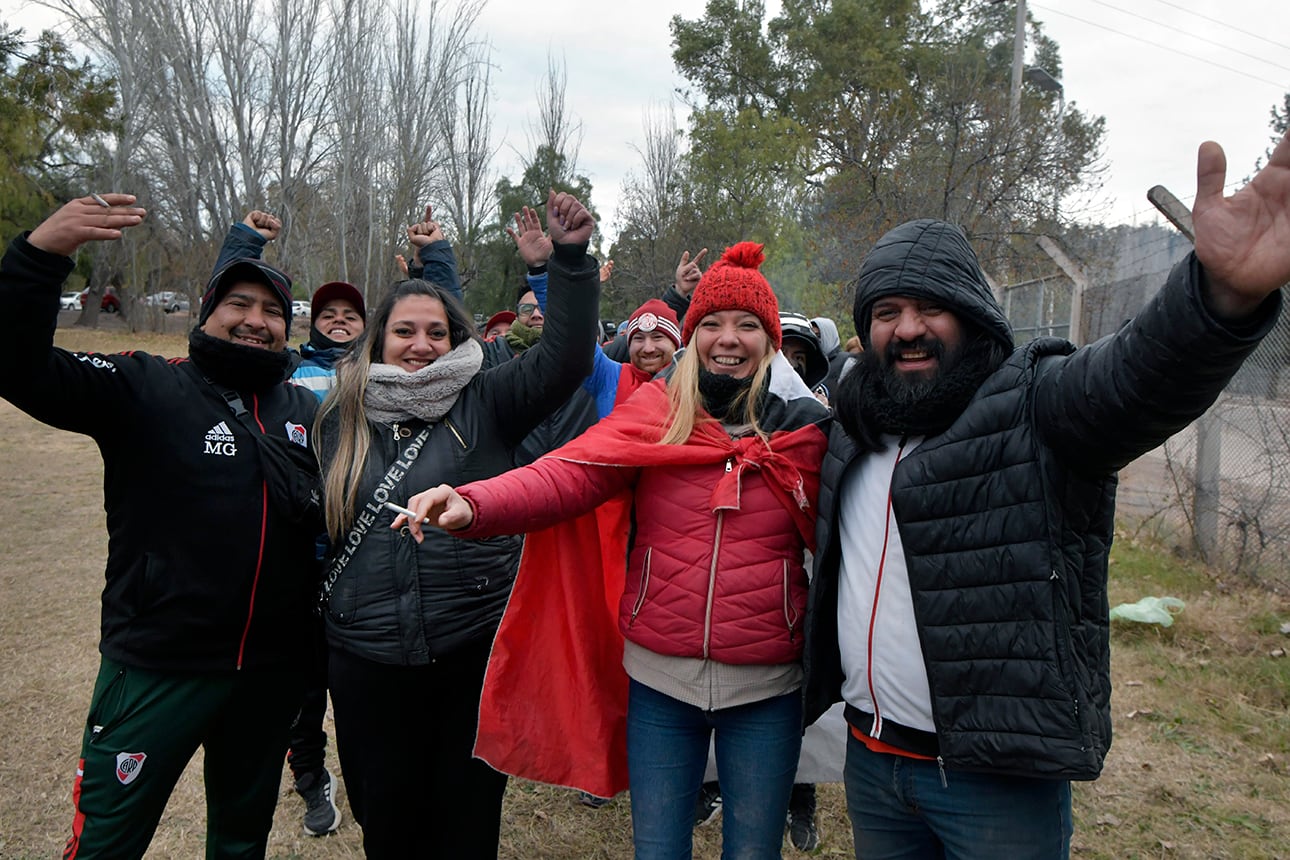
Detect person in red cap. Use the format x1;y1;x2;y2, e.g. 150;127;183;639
575;296;685;422
290;280;366;402
623;298;682;378
482;309;516;340
397;241;831;860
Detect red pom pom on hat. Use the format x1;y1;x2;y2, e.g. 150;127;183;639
681;241;781;349
721;241;766;270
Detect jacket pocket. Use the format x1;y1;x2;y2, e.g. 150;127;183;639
135;553;164;615
86;666;130;742
325;567;359;625
628;547;653;627
1049;573;1087;741
443;418;469;451
782;559;800;641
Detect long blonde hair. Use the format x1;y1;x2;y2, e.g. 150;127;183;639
659;331;776;446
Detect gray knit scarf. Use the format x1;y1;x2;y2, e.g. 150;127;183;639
363;338;484;424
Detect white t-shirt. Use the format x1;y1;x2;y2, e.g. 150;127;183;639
836;435;936;736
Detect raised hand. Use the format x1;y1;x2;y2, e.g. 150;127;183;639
407;204;445;248
242;210;281;241
395;254;410;278
392;484;475;543
1193;127;1290;318
600;259;615;283
545;188;594;246
28;194;147;256
505;205;553;267
675;247;708;297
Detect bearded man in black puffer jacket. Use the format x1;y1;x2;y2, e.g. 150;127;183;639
804;129;1290;858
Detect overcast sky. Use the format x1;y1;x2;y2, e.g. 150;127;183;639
7;0;1288;240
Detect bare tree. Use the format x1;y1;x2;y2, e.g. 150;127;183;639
611;101;691;311
43;0;489;310
378;0;486;281
265;0;333;283
438;39;498;290
322;0;383;287
530;53;582;170
43;0;183;328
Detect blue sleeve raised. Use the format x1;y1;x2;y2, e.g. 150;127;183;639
580;344;621;420
527;270;548;311
418;240;462;305
212;223;267;278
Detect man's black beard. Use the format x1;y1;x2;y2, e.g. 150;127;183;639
834;332;1007;452
188;327;292;391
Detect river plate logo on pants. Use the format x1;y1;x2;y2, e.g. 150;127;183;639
116;752;146;785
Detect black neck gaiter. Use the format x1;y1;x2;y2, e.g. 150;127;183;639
308;326;348;352
188;327;292;391
698;368;757;421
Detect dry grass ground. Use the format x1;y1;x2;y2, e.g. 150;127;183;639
0;320;1286;858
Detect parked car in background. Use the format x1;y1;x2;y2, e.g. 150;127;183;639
78;286;121;313
292;300;310;318
144;291;190;313
60;291;82;311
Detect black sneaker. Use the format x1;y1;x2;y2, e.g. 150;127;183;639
787;782;819;851
693;781;722;827
296;767;341;836
578;791;612;808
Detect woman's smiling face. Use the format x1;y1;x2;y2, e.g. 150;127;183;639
693;310;771;379
381;295;452;371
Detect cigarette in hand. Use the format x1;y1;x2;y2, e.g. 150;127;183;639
90;193;111;208
384;501;430;524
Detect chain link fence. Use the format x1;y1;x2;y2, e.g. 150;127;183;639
1003;226;1290;590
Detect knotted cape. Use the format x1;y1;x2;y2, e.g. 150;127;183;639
472;378;826;797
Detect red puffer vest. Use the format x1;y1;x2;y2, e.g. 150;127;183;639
622;459;808;665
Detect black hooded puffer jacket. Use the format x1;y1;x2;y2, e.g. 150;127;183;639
804;220;1280;780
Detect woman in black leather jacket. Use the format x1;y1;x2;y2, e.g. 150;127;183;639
312;191;599;859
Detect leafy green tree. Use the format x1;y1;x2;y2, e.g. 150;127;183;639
1272;93;1289;136
0;27;116;243
479;145;598;318
669;0;1106;293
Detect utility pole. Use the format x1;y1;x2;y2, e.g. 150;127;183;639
1010;0;1026;122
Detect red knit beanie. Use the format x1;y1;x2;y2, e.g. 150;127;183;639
625;299;683;349
681;242;781;349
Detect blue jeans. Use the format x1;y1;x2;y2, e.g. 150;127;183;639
626;680;802;860
844;731;1073;859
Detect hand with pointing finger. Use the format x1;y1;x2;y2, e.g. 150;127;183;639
675;247;708;297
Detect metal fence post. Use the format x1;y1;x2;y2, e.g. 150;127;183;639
1192;408;1222;563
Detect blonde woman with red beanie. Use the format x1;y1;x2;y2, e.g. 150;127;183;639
397;242;830;859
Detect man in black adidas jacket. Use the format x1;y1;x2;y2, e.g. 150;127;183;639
803;132;1290;858
1;194;321;858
